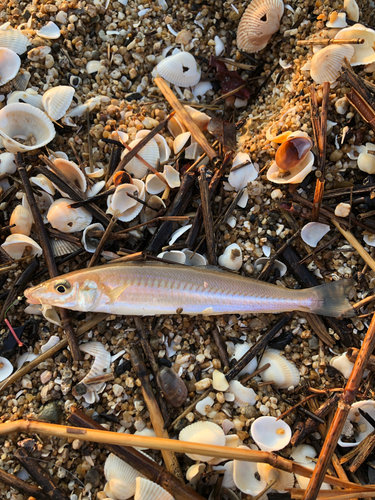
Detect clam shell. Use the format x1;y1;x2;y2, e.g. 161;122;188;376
50;238;80;257
364;233;375;247
174;131;191;154
311;44;354;83
330;352;370;380
237;0;284;53
135;131;171;163
251;416;291;451
228;380;257;406
86;60;103;74
335;24;375;66
157;250;186;264
179;421;225;462
230;343;257;377
77;341;112;402
140;195;165;233
0;103;55;153
0;48;20;85
134;428;157;450
254;257;287;277
0;27;29;55
47;198;92;233
338;400;375;448
0;357;13;382
358;152;375;174
53;158;86;194
185;142;203;160
212;369;229;392
259;349;300;389
218;243;243;271
104;453;145;500
36;21;61;40
30;174;55;195
184;105;211;130
1;234;42;260
0;152;17;174
186;463;206;485
192;81;213;97
290;444;316;464
42;86;75;121
10;205;33;236
301;222;330;248
156;51;201;87
344;0;359;22
295;461;332;490
134;477;173;500
122;138;160;179
8;89;44;110
267;150;315;184
82;223;105;253
326;12;347;28
108;179;146;222
168;114;186;137
228;152;258;190
233;446;267;495
181;248;207;266
85;167;104;179
275;136;313;171
257;463;294;492
196;396;214;416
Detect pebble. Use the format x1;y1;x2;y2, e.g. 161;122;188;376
36;401;62;424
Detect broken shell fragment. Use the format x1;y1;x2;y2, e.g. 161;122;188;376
134;477;173;500
36;21;61;39
344;0;359;22
218;243;243;271
82;223;105;253
181;248;207;266
122;138;160;179
358;152;375;174
338;400;375;447
301;222;330;248
53;158;87;194
47;198;92;233
251;416;291;451
310;43;354;84
237;0;284;53
228;152;258;189
233;446;267;495
157;250;186;264
0;152;16;174
8;89;44;110
228;380;257;407
108;179;146;222
212;370;229;392
275;136;313;171
174;131;191;154
186;463;206;485
254;257;287;277
364;233;375;247
326;12;347;28
259;349;300;389
1;234;42;260
196;396;214;416
0;48;20;85
335;24;375;66
0;357;13;382
231;343;257;377
179;421;225;462
42;86;75;121
30;174;55;196
267;151;314;184
257;463;294;492
10;205;33;236
156;51;201;87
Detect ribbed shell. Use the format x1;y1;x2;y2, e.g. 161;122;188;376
8;89;44;110
0;28;29;55
179;421;225;462
122;138;160;179
104;453;145;500
233;447;267;495
310;44;354;84
290;444;316;464
228;380;257;406
78;341;112;397
42;86;75;120
0;48;20;85
334;24;375;66
259;349;300;388
134;478;173;500
257;464;294;492
107;179;146;222
50;238;80;257
231;343;257;377
237;0;284;53
156;51;201;87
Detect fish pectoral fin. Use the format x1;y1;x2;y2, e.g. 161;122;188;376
107;284;131;302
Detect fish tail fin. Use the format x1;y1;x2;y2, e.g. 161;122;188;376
307;278;355;318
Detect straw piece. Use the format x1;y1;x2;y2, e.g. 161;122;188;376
297;38;365;45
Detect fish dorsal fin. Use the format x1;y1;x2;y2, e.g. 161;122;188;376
107;284;130;302
196;265;228;273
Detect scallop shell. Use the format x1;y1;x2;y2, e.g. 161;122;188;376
259;349;300;389
86;60;103;74
50;238;80;257
82;223;105;253
12;70;31;91
301;222;330;248
338;400;375;448
290;444;316;464
228;152;258;190
233;446;267;495
122;138;160;179
107;179;146;222
237;0;284;53
42;86;75;121
1;234;42;260
10;205;33;236
335;24;375;66
0;357;13;382
311;44;354;84
267;150;315;184
135;131;171;163
8;89;44;110
134;478;173;500
344;0;359;22
0;48;20;85
0;152;16;174
30;174;55;196
0;27;29;55
218;243;243;271
251;416;291;452
47;198;92;233
257;463;294;492
0;103;55;153
181;248;207;266
358;152;375;174
228;380;257;407
52;158;87;194
295;461;332;490
134;428;157;450
36;21;61;39
254;257;287;277
179;421;226;462
230;343;257;377
104;453;145;500
156;51;201;87
157;250;186;264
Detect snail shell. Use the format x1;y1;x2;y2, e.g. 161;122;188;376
157;365;188;408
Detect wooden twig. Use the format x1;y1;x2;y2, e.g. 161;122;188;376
301;312;334;348
198;165;217;265
340;430;375;467
0;466;49;500
341;58;375;108
276;394;317;422
297;38;365;46
88;214;118;268
69;187;116;208
257;230;300;282
211;329;230;369
347;347;375;372
240;363;270;384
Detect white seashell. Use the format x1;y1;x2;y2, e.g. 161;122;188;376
254;257;287;277
257;463;294;491
77;341;112;403
237;0;284;53
86;60;103;74
233;446;267;495
212;369;229;392
36;21;60;39
196;396;214;416
251;416;291;451
157;250;186;264
335;24;375;66
108;179;146;222
267;151;315;184
1;234;42;260
290;444;316;464
311;43;354;84
104;453;145;500
228;380;257;406
22;191;53;224
134;428;157;450
17;352;39;369
344;0;359;21
85;167;104;179
168;115;186;138
186;463;205;486
135;131;171;163
82;223;105;253
27;46;51;62
47;198;92;233
164;165;180;189
156;52;201;87
25;304;43;316
0;28;29;55
174;131;191;154
192;81;213;97
231;343;257;377
185;142;203;160
0;357;13;382
259;349;300;389
222;419;235;435
213;462;236;490
140;195;165;234
214;35;225;56
40;335;60;353
181;248;207;266
50;238;80;258
179;421;226;462
326;12;347;28
53;158;86;194
330;352;369;380
301;222;330;248
358;152;375;174
228;152;258;190
218;243;242;271
0;48;20;85
334;202;351;218
87;180;105;198
146;173;166;195
364;233;375;247
122;138;160;179
338;400;375;448
30;174;55;195
0;103;55;153
10;205;33;236
295;461;332;490
134;477;173;500
0;152;16;174
169;224;192;246
42;86;75;121
41;304;61;326
184;106;211;131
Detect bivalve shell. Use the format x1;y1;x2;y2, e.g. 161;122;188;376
122;138;160;179
8;89;44;110
134;477;173;500
82;223;105;253
254;257;287;277
267;151;315;184
301;222;330;248
231;343;257;377
42;86;75;121
257;463;294;492
218;243;242;271
228;152;258;190
179;421;225;462
251;416;291;451
228;380;257;407
338;400;375;447
157;250;186;264
36;21;61;39
107;179;146;222
334;24;375;66
237;0;284;53
1;234;42;260
358;152;375;174
0;357;13;382
259;349;300;389
86;60;103;74
53;158;86;194
311;44;354;84
344;0;359;21
212;369;229;392
156;51;201;87
47;198;92;233
30;174;55;196
290;444;316;464
0;28;29;55
104;452;145;500
10;205;33;236
181;248;207;266
0;48;20;85
0;152;16;174
135;130;171;163
76;341;112;404
233;446;267;495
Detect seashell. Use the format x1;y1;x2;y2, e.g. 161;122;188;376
257;463;294;491
27;46;51;62
179;421;226;462
215;35;225;56
233;446;267;495
50;238;80;257
140;195;165;234
8;89;44;109
36;21;60;39
12;70;31;91
156;51;201;87
86;60;103;74
82;223;105;253
196;396;214;416
181;248;207;266
213;462;236;490
174;131;191;154
87;180;105;198
134;477;173;500
295;461;332;490
344;0;359;22
85;167;104;179
275;136;313;171
40;336;60;353
335;24;375;66
41;304;61;326
10;205;33;236
135;131;171;163
326;12;347;28
0;103;55;153
186;463;205;486
107;179;146;222
17;352;39;369
212;369;229;392
218;243;243;271
22;191;53;224
75;341;112;403
0;28;29;55
0;357;13;382
228;380;257;406
251;416;291;451
157;250;186;264
104;453;144;500
134;428;157;450
254;257;287;277
338;400;375;448
358;152;375;174
267;150;315;184
334;202;351;218
184;106;211;131
175;30;193;45
290;444;316;464
168;114;186;138
0;152;16;174
122;138;160;179
301;222;330;248
169;224;192;246
53;158;86;194
30;174;55;195
330;352;369;380
237;0;284;53
157;365;188;407
310;43;354;84
259;349;300;389
42;86;75;121
146;166;180;195
364;233;375;247
192;81;213;98
1;234;42;260
0;48;20;86
228;152;258;190
47;198;92;233
231;343;257;377
185;142;203;160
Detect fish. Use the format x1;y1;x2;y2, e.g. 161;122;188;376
24;262;355;318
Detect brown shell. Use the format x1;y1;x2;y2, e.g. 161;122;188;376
275;136;313;171
157;365;188;408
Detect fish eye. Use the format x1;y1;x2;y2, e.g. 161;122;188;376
54;280;71;294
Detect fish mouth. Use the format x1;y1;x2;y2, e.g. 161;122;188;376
24;286;42;305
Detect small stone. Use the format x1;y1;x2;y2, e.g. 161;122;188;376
329;149;343;162
334;202;351;218
112;384;124;397
335;96;349;115
129;68;137;79
271;188;283;200
85;468;100;488
36;401;62;424
259;404;270;415
194;378;212;391
212;370;229;392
